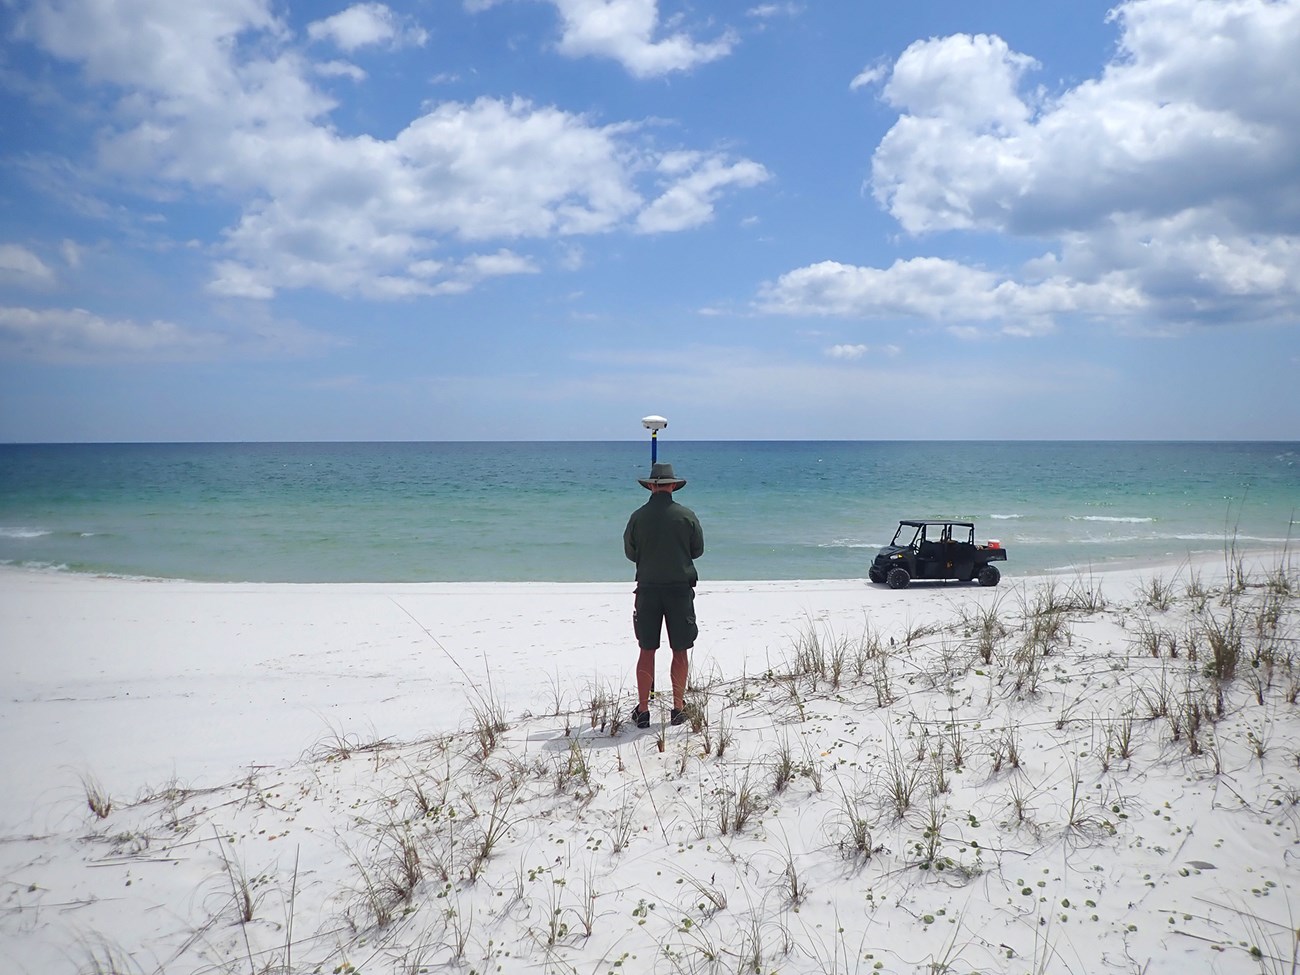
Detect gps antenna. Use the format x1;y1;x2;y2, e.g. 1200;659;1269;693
641;415;668;464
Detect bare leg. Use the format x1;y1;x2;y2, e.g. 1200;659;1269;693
636;647;656;710
670;649;688;710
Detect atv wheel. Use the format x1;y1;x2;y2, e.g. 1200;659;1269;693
886;567;911;590
977;565;1001;587
868;566;886;584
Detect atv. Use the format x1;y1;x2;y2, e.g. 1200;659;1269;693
868;520;1007;589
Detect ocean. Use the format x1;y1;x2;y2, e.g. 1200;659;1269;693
0;441;1296;583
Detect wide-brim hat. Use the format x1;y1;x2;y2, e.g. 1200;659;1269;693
638;462;687;489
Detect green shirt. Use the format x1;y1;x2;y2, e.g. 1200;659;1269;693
623;492;704;585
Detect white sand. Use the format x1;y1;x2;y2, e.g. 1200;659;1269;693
2;556;1298;974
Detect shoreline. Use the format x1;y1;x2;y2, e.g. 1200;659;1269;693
0;538;1273;588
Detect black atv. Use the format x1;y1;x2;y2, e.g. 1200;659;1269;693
868;520;1007;589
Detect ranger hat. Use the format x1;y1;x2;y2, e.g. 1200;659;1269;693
638;462;687;490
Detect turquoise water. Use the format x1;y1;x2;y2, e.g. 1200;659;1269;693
0;441;1296;582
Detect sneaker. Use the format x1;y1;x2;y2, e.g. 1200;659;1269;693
670;708;687;727
630;705;651;730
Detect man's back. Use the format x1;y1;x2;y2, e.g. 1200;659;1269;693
624;492;704;585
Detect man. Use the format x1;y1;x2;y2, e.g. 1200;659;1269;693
623;461;705;729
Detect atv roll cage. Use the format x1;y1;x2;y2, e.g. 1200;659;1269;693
869;519;1006;589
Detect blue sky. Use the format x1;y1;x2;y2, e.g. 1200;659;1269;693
1;0;1298;441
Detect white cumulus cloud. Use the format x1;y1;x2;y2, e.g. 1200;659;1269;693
881;33;1037;132
307;3;427;52
13;0;766;302
764;0;1300;334
758;257;1144;335
549;0;736;78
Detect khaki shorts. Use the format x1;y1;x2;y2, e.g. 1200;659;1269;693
633;584;697;652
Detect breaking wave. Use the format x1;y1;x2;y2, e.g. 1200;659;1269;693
0;527;51;539
1070;516;1156;524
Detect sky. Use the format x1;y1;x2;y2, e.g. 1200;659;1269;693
1;0;1298;442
